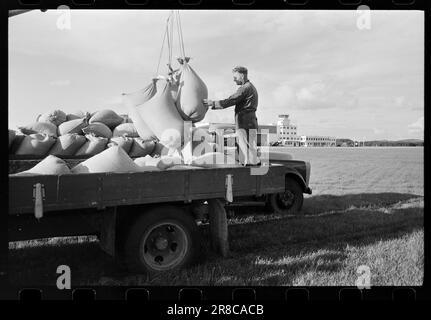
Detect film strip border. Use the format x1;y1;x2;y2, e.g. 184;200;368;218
2;0;429;303
0;286;427;301
5;0;429;10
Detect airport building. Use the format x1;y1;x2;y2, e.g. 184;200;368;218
277;114;301;146
202;115;336;147
300;135;337;147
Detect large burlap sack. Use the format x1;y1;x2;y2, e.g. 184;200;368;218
135;154;182;170
89;109;123;129
82;122;112;139
12;155;71;176
71;146;142;174
66;111;91;121
15;133;56;156
182;140;217;164
122;80;157;107
9;130;16;149
38;110;67;126
112;123;139;138
119;114;133;124
19;121;58;137
49;133;86;156
129;138;156;157
175;62;208;122
191;152;239;168
182;127;216;163
75;135;108;156
58;118;88;136
133;155;161;171
108;136;134;153
150;141;182;158
9;132;26;154
122;93;157;141
137;80;184;149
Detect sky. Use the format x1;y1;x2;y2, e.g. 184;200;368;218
8;10;424;140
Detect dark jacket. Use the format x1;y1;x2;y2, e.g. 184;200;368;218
217;80;258;130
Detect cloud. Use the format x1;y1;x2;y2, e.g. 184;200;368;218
373;128;384;135
49;79;70;86
394;96;405;107
408;116;424;134
8;10;424;140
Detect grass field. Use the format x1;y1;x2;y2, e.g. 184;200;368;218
279;146;424;196
8;147;424;287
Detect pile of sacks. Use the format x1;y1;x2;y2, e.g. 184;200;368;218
8;109;161;159
9;62;241;175
11;145;237;176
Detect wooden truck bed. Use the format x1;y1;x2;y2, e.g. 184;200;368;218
9;164;289;215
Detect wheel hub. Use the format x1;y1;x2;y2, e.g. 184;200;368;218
279;191;295;207
154;237;169;250
141;223;188;271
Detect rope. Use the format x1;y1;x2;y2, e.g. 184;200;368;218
176;11;186;59
156;10;188;76
168;11;175;66
156;24;168;76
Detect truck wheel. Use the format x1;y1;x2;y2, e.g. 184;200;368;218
123;206;201;274
266;177;304;215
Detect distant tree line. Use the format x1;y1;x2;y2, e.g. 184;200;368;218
336;139;423;147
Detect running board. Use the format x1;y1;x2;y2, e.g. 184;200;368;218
225;201;266;207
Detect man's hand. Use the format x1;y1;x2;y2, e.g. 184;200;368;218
203;99;223;110
203;99;214;109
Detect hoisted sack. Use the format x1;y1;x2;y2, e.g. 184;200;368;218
89;109;123;129
175;62;208;122
15;133;56;156
82;122;113;139
128;138;156;157
137;80;184;149
122;79;157;107
49;133;87;156
38;110;67;126
112;123;139;138
108;136;134;154
19;121;58;137
71;146;142;174
122;93;158;141
75;135;109;156
9;130;16;149
12;155;71;176
58;118;88;136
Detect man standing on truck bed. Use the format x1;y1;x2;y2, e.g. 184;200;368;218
203;66;260;166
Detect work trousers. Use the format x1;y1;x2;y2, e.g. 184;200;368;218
234;111;260;166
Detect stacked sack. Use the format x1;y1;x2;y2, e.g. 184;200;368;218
9;61;239;169
11;146;184;176
9;108;158;159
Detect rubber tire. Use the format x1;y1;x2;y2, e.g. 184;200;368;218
123;206;201;274
266;177;304;215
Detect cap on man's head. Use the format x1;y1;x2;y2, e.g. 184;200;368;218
232;66;248;76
